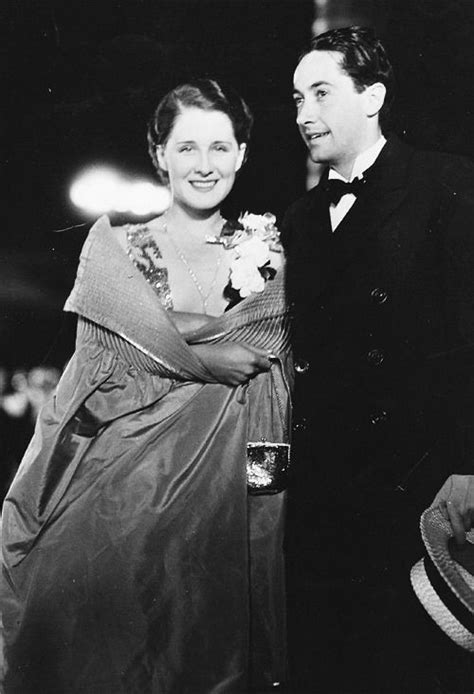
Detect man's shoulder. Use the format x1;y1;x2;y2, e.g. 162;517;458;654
279;184;326;250
410;145;474;195
282;183;323;221
380;135;474;208
412;146;472;170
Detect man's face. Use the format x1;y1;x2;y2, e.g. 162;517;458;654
293;50;375;177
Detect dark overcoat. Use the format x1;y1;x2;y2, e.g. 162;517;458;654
281;135;474;692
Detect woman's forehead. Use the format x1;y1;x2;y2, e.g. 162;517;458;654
169;107;235;141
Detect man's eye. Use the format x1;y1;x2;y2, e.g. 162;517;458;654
316;90;327;99
178;145;193;153
293;97;303;108
214;144;229;152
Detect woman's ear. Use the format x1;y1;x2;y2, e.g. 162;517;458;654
364;82;386;118
235;143;247;172
156;145;168;172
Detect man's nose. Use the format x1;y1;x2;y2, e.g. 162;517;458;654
296;98;318;126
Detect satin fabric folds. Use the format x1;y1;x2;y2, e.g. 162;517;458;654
0;216;292;694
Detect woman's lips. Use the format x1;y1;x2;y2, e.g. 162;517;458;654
189;180;218;190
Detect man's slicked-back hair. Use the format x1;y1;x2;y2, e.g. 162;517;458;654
301;26;395;131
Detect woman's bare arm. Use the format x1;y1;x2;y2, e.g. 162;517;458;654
191;343;272;386
168;313;272;385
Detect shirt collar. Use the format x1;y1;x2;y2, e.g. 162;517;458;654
328;135;387;183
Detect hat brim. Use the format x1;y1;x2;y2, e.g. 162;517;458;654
410;507;474;652
411;558;474;652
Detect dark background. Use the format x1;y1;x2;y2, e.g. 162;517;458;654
1;0;474;368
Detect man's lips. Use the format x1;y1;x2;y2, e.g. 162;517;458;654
306;131;330;141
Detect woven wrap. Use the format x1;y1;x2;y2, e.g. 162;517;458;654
64;215;291;379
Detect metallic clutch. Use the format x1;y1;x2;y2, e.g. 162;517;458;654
247;441;291;495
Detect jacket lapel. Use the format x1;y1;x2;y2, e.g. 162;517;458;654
319;136;413;283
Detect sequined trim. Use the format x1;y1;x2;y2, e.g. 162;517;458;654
126;225;173;310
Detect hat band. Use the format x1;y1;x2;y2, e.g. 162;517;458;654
424;553;474;635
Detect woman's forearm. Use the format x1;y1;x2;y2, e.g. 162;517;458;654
169;311;212;334
190;342;272;386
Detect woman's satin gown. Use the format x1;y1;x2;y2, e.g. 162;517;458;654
0;216;291;693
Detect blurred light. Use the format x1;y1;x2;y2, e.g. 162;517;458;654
127;181;170;216
70;166;171;216
70;168;121;215
312;18;330;35
312;0;330;36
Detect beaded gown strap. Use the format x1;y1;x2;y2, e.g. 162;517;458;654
126;224;173;310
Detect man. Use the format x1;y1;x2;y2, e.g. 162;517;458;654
282;26;474;692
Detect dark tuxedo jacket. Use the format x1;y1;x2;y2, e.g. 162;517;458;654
282;135;474;568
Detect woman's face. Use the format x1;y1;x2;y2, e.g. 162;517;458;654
157;106;246;213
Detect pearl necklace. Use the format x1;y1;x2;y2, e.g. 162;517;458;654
163;220;225;314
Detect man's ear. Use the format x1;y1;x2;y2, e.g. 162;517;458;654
156;145;168;172
235;143;247;172
365;82;386;118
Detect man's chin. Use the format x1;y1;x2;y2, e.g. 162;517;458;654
307;151;330;166
306;143;330;162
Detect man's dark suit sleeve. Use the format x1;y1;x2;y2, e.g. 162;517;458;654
280;196;315;365
440;156;474;345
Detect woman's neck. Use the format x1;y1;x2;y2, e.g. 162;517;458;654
163;204;224;242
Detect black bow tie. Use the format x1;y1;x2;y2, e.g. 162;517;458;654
324;176;367;205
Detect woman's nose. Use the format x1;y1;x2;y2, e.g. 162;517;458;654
195;151;213;174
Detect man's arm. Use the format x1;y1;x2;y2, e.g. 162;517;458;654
430;161;474;544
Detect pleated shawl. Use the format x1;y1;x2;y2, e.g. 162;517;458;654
64;215;291;380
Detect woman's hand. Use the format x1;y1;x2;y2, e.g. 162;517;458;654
169;311;212;334
192;342;273;386
430;474;474;545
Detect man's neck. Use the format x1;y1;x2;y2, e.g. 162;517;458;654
330;134;386;182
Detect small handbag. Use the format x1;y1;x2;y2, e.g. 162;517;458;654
246;360;291;495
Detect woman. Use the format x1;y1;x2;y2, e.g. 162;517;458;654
0;80;292;693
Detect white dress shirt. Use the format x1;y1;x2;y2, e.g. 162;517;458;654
329;136;387;231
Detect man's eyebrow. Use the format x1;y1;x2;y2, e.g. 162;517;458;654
293;80;331;95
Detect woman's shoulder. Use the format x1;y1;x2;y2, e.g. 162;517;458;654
91;214;166;253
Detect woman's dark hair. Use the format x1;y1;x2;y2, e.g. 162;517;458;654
147;78;253;182
302;26;394;131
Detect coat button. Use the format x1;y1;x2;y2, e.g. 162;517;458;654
370;409;388;425
367;348;385;366
293;416;308;432
370;287;388;304
294;358;310;374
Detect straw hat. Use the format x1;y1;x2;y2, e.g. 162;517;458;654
410;507;474;652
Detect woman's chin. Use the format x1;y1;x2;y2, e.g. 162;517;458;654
172;182;233;213
179;196;228;215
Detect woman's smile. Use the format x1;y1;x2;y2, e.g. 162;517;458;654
189;178;219;191
157;107;246;212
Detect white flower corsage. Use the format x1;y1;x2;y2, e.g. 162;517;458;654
207;212;282;306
